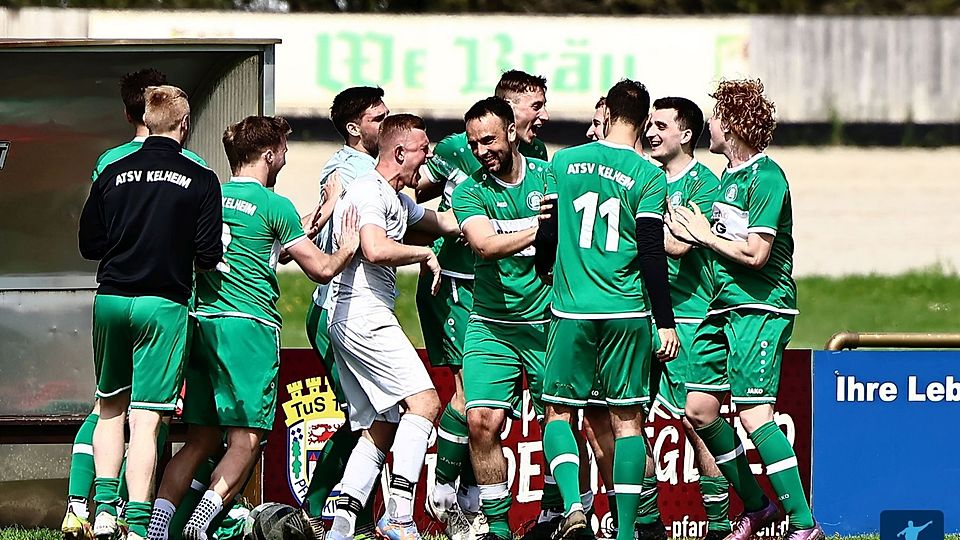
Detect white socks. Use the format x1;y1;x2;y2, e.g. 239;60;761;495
147;498;176;540
387;414;433;521
183;490;223;540
332;437;386;536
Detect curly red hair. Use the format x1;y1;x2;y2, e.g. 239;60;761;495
710;79;777;151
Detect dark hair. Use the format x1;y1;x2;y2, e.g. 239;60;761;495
652;97;705;148
605;79;650;129
464;96;515;127
330;86;385;141
594;96;606;109
378;113;426;142
120;68;167;123
222;116;291;172
494;70;547;99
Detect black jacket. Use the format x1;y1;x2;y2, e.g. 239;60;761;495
79;136;223;305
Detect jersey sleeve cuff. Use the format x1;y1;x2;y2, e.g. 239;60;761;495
420;164;441;184
748;226;777;236
283;234;308;250
635;212;664;220
459;214;486;228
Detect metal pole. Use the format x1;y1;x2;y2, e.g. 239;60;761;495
825;332;960;351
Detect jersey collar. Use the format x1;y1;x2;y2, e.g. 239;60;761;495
340;144;376;164
726;152;766;174
132;136;147;143
666;158;698;183
597;139;636;152
489;154;526;189
230;176;262;184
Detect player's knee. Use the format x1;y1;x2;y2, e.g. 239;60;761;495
737;403;774;434
405;388;441;422
467;407;504;442
226;428;263;454
127;409;162;436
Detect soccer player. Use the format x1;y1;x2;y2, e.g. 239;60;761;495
585;97;605;141
78;85;223;540
669;79;822;540
300;86;389;540
415;70;559;539
645;97;731;540
147;115;361;540
64;68;211;540
324;114;460;540
534;79;679;540
446;96;554;540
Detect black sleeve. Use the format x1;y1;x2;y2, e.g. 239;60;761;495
636;216;675;329
534;206;558;277
194;173;224;271
78;180;107;260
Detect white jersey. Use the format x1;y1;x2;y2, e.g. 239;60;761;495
312;145;377;308
329;170;425;323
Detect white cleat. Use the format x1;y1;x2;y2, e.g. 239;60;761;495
92;512;117;540
426;490;473;540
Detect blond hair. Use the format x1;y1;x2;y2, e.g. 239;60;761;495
144;85;190;134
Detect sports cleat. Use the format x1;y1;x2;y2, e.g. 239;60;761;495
477;533;509;540
128;532;146;540
722;498;779;540
466;512;488;536
353;524;376;540
324;529;353;540
92;512;118;540
634;520;667;540
62;510;94;540
425;494;473;540
702;529;731;540
575;509;596;540
521;515;562;540
549;510;588;540
782;522;824;540
376;515;423;540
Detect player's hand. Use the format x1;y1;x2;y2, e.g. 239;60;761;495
665;200;697;244
338;205;360;254
656;327;680;361
538;194;558;221
673;203;713;245
305;203;324;239
422;251;442;295
322;171;343;204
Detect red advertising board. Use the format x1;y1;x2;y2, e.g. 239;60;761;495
264;348;811;538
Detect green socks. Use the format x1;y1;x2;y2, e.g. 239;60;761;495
479;484;512;540
750;421;814;529
634;475;660;526
435;404;471;486
699;475;732;532
68;412;99;501
696;417;765;512
125;500;152;538
542;420;581;514
613;436;646;540
93;477;121;516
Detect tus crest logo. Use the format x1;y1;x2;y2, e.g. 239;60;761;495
880;511;944;540
282;377;345;504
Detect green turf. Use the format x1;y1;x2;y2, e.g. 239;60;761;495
279;267;960;351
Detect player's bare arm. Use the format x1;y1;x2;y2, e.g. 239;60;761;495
415;171;445;203
673;203;774;269
287;205;360;284
460;215;536;261
409;208;460;238
360;221;442;294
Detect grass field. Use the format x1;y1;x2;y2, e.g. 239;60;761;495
278;267;960;350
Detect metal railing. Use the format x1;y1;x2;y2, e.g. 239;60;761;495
825;332;960;351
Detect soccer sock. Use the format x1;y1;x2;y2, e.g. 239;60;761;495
302;423;361;517
169;461;216;540
580;491;594;513
750;421;814;529
147;498;176;540
541;477;564;515
332;437;386;536
606;491;618;530
118;422;169;503
387;414;433;520
613;436;646;540
68;412;99;513
634;475;660;526
126;500;153;538
184;490;223;540
93;477;121;517
699;476;732;532
479;483;512;540
435;404;470;486
542;420;582;515
695;417;765;512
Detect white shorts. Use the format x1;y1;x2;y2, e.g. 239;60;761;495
328;310;435;430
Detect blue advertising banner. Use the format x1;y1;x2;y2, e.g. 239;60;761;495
812;351;960;535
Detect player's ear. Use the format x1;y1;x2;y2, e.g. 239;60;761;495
181;114;190;134
507;122;517;143
346;121;361;138
394;144;404;165
679;127;692;146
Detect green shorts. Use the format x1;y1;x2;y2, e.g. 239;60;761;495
462;318;547;418
92;294;188;411
416;273;473;368
653;321;701;416
543;316;653;408
305;302;346;404
685;309;795;405
182;315;281;430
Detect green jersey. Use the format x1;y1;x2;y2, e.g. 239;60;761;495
451;155;553;323
709;153;797;314
424;132;549;278
547;140;667;318
92;137;206;181
195;177;307;328
665;159;721;319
